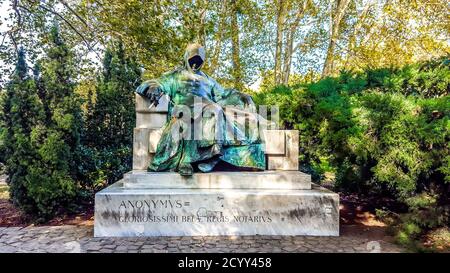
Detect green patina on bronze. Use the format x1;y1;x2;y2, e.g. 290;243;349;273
136;43;267;175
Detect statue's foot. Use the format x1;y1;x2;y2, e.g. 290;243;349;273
178;163;193;176
198;158;220;173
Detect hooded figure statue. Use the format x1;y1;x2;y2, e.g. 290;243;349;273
136;43;268;176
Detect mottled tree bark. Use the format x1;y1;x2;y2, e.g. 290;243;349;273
322;0;351;78
274;0;286;85
230;0;243;90
281;1;307;85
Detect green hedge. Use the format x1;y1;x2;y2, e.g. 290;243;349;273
254;57;449;249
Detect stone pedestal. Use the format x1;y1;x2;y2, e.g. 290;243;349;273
95;94;340;237
94;171;339;237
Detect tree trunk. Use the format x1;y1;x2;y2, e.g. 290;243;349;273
322;35;337;78
274;0;286;85
209;0;228;74
230;0;243;90
345;0;372;69
322;0;351;78
281;30;294;85
281;1;307;85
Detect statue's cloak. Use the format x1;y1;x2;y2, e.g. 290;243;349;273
136;44;267;173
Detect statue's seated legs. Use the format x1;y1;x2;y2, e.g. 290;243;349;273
133;94;299;173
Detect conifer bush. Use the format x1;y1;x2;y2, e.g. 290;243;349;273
1;26;83;220
1;48;44;215
0;31;141;220
80;42;141;190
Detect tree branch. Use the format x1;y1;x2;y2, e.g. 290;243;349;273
18;1;101;60
58;0;89;27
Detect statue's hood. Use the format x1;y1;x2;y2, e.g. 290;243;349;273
184;43;205;72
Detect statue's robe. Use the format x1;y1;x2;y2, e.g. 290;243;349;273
136;48;267;174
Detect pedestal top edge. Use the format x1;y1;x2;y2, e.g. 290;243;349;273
96;181;337;196
126;170;310;176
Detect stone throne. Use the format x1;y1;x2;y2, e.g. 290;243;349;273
94;94;339;237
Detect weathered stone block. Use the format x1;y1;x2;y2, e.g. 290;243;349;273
94;182;339;237
135;93;169;113
123;170;311;190
267;130;299;170
136;112;167;129
148;128;164;153
133;128;152;170
262;130;285;155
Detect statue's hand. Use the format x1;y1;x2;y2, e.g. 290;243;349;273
148;88;162;107
136;80;163;107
